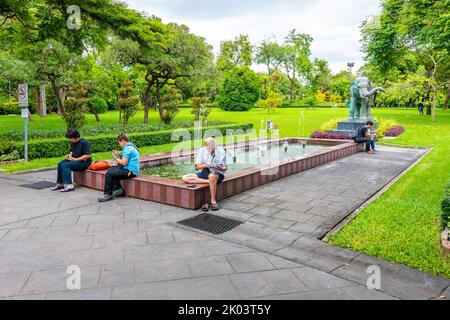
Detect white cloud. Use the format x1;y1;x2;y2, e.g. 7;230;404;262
125;0;382;74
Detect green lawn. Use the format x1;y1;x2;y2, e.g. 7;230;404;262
0;107;449;277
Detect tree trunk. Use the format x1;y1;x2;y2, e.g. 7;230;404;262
443;84;450;111
37;84;46;117
156;85;163;122
431;81;437;122
143;83;152;124
50;77;65;115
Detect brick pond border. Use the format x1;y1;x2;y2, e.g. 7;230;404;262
74;138;365;210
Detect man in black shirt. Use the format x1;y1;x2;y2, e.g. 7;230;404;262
51;128;92;192
355;121;376;154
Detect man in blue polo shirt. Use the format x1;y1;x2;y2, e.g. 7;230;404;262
182;137;228;212
98;133;140;202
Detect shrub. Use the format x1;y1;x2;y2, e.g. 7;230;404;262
15;123;254;160
377;119;399;138
0;150;20;162
320;118;345;132
88;97;108;114
257;91;282;114
0;98;20;115
217;66;260;111
310;131;352;140
384;125;405;137
161;86;182;125
190;97;209;122
64;84;88;129
442;184;450;230
0;140;16;156
0;121;232;141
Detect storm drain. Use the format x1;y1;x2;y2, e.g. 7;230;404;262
20;181;55;190
178;213;244;235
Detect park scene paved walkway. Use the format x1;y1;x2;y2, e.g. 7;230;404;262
0;145;448;300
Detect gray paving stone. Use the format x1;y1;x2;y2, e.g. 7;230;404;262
71;247;125;266
249;215;296;230
135;260;191;283
1;228;36;241
187;255;235;277
342;286;397;300
291;267;354;290
261;269;309;294
264;254;303;269
52;215;79;226
246;205;283;217
163;242;205;259
113;275;239;300
146;230;176;245
0;272;31;297
272;210;313;223
5;294;47;300
47;287;112;300
226;252;275;273
25;216;56;228
199;240;254;256
22;266;100;295
229;272;275;298
124;245;166;263
99;264;135;287
256;288;354;300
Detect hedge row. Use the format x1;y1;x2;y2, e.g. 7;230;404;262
15;123;253;160
442;184;450;230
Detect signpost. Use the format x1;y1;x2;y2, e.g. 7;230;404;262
18;83;29;162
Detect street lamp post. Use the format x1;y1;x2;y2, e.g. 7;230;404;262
347;62;355;75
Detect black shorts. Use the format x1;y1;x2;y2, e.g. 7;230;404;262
197;169;225;184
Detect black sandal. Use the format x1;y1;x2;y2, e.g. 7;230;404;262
211;203;220;211
201;203;210;212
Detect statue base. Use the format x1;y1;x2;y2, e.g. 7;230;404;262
328;119;378;137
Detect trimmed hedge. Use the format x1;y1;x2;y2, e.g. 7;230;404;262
15;123;253;160
442;184;450;230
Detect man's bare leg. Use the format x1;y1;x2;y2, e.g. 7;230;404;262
182;174;209;185
209;174;218;204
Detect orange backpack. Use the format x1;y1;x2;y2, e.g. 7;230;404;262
88;161;110;171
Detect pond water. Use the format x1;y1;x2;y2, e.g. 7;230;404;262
141;143;325;180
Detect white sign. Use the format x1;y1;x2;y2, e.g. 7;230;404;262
18;83;28;107
21;108;29;119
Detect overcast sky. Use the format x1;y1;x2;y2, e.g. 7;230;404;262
125;0;382;74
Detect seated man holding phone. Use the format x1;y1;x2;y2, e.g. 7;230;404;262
182;137;228;212
98;133;140;203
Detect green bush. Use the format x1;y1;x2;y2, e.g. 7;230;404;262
89;97;108;114
0;98;20;115
217;66;260;111
0;140;16;156
0;121;232;141
442;184;450;230
15;123;253;160
0;150;20;162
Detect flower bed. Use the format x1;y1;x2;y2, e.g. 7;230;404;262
310;131;352;140
384;125;405;137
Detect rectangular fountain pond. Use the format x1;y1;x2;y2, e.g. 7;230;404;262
74;138;365;209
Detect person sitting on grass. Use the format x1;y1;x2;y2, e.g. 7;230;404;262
51;128;92;192
355;121;377;154
182;137;228;212
98;133;140;203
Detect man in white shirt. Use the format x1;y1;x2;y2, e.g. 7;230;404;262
182;137;228;212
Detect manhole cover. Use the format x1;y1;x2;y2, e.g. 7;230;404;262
20;181;55;190
178;213;243;235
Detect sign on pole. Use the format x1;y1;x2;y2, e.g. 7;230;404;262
18;83;29;162
18;83;28;107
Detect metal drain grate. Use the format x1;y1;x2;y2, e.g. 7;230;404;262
178;213;243;235
20;181;56;190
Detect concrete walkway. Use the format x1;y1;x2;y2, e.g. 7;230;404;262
0;145;448;300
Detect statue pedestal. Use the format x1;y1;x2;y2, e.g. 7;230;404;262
328;120;378;137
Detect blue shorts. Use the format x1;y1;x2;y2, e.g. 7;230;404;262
197;169;225;184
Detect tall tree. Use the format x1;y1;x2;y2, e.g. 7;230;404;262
255;38;284;76
217;34;253;71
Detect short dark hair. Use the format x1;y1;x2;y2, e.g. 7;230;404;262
117;133;129;142
65;128;80;139
366;121;374;126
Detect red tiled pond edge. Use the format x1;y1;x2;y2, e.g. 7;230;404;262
74;138;366;210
